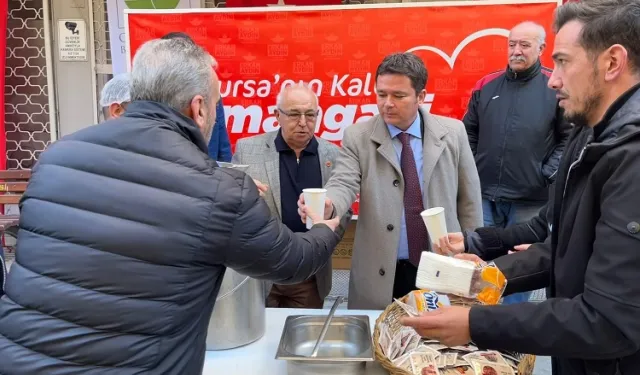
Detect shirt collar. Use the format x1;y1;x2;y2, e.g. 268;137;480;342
386;113;422;139
274;129;319;154
506;59;541;81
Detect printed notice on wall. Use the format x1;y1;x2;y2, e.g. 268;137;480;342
58;19;88;62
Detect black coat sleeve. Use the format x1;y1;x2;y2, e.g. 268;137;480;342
465;204;549;261
542;106;572;182
469;151;640;359
493;238;551;295
223;173;340;284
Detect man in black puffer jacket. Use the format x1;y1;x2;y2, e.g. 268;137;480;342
0;38;342;375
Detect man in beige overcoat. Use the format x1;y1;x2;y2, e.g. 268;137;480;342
233;84;350;308
299;53;483;310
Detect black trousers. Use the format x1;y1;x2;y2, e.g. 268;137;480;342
392;259;418;300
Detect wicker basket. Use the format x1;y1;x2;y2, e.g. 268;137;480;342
372;294;536;375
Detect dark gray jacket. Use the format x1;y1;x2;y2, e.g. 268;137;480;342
463;60;572;202
470;84;640;375
0;101;340;375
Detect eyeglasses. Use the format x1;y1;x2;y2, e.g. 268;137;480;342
278;107;319;122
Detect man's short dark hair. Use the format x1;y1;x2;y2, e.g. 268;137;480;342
160;32;195;45
553;0;640;72
375;53;428;94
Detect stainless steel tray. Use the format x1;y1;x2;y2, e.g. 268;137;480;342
275;315;374;375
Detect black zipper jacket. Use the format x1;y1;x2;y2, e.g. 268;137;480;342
463;60;572;202
469;83;640;375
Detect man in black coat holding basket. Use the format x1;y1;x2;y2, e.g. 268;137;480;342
401;1;640;374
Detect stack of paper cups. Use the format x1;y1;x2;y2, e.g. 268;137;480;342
303;188;327;230
420;207;447;247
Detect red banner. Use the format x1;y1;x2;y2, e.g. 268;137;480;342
126;1;558;151
0;0;7;171
226;0;341;8
126;1;559;215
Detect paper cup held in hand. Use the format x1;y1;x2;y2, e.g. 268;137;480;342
303;188;327;229
420;207;447;245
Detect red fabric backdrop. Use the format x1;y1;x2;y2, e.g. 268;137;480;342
226;0;340;6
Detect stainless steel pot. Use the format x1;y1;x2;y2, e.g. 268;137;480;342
206;268;266;351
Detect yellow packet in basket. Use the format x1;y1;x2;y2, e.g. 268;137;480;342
415;252;507;305
406;289;448;312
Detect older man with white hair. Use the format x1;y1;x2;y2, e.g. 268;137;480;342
99;72;130;121
0;38;342;374
233;83;351;309
461;21;572;304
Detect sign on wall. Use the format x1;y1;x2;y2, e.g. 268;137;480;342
125;0;559;150
57;19;88;62
106;0;200;75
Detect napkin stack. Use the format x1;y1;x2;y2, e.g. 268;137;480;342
415;252;475;296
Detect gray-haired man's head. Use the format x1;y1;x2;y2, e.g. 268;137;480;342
100;73;130;121
274;83;319;151
129;38;220;143
508;21;547;72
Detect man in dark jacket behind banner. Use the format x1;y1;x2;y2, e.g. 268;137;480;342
463;20;572;304
463;21;571;215
401;1;640;374
0;38;342;375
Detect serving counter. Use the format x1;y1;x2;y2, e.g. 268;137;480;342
202;307;387;374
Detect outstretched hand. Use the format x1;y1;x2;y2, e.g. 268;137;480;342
400;306;472;347
302;204;340;231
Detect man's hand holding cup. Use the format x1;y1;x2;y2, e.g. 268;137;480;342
299;204;341;232
433;232;466;256
297;192;335;226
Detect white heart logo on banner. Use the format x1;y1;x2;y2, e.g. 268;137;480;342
406;28;510;69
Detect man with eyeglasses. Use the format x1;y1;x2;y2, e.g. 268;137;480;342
232;83;351;308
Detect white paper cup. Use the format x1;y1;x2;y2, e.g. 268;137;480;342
303;188;327;230
421;207;447;245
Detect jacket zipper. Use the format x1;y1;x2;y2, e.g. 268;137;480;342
564;127;640;197
492;83;519;200
563;145;587;198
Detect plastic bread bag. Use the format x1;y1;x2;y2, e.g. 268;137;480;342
406;289;451;313
415;252;507;305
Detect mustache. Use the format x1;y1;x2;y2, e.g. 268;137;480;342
556;90;569;99
509;56;526;62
